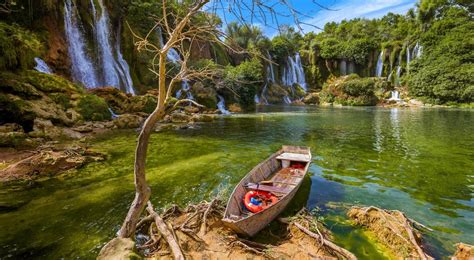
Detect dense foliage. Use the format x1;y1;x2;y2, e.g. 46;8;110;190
222;58;263;110
407;7;473;103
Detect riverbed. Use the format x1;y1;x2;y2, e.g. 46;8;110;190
0;106;472;258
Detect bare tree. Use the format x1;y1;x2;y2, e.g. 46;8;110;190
114;0;329;258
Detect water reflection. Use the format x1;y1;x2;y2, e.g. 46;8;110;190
0;106;472;258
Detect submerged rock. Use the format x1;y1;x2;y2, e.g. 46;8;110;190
303;92;320;105
0;146;106;183
348;206;433;259
452;243;473;260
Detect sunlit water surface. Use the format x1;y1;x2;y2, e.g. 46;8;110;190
0;106;472;258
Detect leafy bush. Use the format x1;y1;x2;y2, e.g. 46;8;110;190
222;58;262;110
320;74;378;105
407;7;473;104
77;95;111;121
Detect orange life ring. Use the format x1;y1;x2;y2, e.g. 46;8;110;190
243;190;278;213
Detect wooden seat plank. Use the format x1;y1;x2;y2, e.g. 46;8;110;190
245;183;292;194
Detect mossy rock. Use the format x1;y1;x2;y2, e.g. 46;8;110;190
190;82;217;108
77;95;111;121
25;71;84;94
0;22;43;71
0;71;42;99
266;83;289;104
128;94;157;114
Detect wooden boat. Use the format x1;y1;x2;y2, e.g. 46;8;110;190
222;145;312;237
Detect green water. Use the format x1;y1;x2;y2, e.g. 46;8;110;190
0;106;473;258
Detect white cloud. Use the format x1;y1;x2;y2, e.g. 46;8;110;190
301;0;416;33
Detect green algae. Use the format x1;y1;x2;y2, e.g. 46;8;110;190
0;106;472;258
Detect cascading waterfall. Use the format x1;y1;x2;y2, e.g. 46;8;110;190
376;51;384;77
281;52;307;104
395;65;402;86
339;60;347;76
34;58;53;74
406;46;411;74
256;51;274;105
64;0;135;93
90;0;135;94
282;52;307;91
283;96;292;104
64;0;99;88
347;61;355;74
388;90;401;101
156;27;193;99
413;42;422;58
217;95;230;115
157;27;181;63
115;25;135;95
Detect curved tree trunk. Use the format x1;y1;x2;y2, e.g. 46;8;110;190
118;53;168;238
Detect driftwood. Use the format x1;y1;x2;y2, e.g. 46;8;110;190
348;206;433;260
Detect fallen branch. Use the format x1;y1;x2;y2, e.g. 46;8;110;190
146;201;185;260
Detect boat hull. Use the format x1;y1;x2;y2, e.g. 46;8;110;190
222;145;311;237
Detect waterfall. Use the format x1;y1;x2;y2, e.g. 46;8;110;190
388;90;401;101
376;51;384;77
115;26;135;95
64;0;99;88
257;51;274;105
157;27;181;63
395;65;402;86
413;42;422;59
406;46;411;74
254;95;260;104
283;95;292;104
108;107;119;119
348;61;355;74
90;0;135;94
217;95;230;115
281;52;307;91
339;60;347;75
176;80;193;99
34;58;53;74
156;27;193;100
260;82;269;105
64;0;135;93
266;51;276;83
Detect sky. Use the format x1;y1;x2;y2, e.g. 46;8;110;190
210;0;417;37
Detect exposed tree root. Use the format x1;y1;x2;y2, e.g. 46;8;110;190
146;201;184;260
348;206;433;259
134;199;355;259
